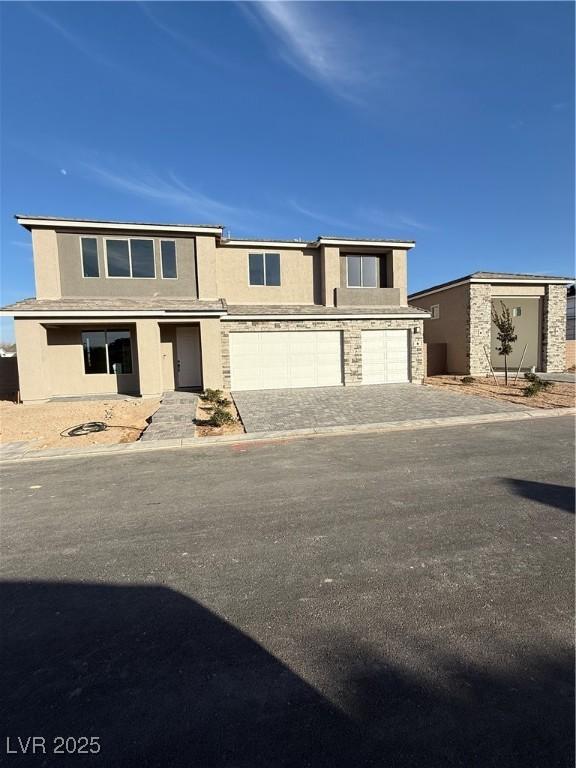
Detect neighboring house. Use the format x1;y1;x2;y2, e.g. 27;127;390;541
409;272;572;375
0;215;429;402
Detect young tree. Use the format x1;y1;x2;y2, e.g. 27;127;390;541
491;302;517;385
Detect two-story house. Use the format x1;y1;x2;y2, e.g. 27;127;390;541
1;215;429;403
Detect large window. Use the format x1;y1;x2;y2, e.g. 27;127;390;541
81;238;99;277
82;330;133;374
249;252;281;286
106;239;155;278
347;255;379;288
161;240;177;278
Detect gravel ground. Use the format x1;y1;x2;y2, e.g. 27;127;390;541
426;375;575;409
0;398;160;450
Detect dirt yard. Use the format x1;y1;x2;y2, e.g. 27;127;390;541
425;375;575;409
0;398;160;450
195;391;245;438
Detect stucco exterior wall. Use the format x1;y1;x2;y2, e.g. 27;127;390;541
490;297;541;370
214;245;319;305
566;340;576;370
321;246;340;306
56;231;198;298
220;318;424;388
410;284;470;373
14;319;142;402
32;229;61;299
541;284;567;372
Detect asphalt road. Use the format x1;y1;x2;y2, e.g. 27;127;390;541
1;417;574;768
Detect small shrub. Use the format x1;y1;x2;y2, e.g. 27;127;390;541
523;373;552;397
461;376;475;385
216;396;232;408
201;388;223;403
210;406;235;427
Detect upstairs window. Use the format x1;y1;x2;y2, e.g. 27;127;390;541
82;329;133;374
161;240;177;278
249;253;281;286
106;239;155;278
81;238;99;277
430;304;440;320
347;255;378;288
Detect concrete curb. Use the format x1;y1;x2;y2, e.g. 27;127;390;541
1;406;574;465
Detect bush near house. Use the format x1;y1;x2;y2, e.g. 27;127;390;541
523;372;553;398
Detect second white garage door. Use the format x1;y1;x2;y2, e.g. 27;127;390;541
229;331;343;391
361;330;410;384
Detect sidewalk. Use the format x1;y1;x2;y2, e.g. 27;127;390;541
1;406;574;464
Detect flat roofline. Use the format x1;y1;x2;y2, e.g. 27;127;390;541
15;215;224;235
409;273;575;300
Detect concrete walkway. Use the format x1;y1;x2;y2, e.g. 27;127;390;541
140;391;198;441
232;383;528;433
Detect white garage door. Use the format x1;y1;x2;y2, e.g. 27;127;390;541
229;331;343;391
361;330;410;384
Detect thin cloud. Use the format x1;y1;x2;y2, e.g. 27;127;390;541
81;161;257;230
25;4;113;70
10;241;32;249
357;208;434;233
289;201;361;233
138;3;227;69
242;3;374;101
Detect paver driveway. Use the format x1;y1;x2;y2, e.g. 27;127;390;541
233;383;527;432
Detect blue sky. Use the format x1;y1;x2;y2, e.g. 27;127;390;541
1;1;574;340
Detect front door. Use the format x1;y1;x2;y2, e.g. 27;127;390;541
176;326;202;388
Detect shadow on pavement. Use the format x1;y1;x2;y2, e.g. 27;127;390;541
503;478;575;513
1;581;573;767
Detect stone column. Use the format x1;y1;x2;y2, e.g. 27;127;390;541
135;320;163;397
410;323;425;382
467;283;492;375
542;284;567;372
14;319;50;402
343;327;362;385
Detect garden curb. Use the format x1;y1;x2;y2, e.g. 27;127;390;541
1;406;574;465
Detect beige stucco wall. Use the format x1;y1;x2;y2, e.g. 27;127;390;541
490;285;545;297
321;246;340;306
410;284;470;373
195;236;219;299
32;229;61;299
490;297;541;369
56;231;197;298
14;320;51;401
214;245;319;305
14;319;141;402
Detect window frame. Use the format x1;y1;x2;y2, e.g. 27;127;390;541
160;239;178;279
248;252;281;287
430;304;440;320
81;328;133;375
104;237;156;279
80;237;100;278
346;255;379;288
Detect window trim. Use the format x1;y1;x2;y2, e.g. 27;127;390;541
160;239;178;279
81;328;133;375
346;255;379;288
248;252;281;287
430;304;440;320
104;237;156;279
80;237;100;278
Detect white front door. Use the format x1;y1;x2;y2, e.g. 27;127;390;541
176;326;202;388
361;330;410;384
229;331;343;391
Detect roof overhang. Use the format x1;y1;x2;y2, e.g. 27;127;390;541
410;276;574;300
220;239;311;249
15;216;223;236
225;312;430;320
1;309;227;319
316;237;415;249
